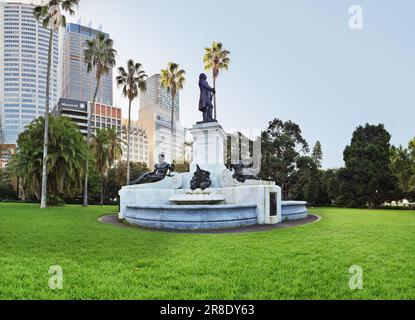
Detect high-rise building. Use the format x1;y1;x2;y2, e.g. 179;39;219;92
0;1;60;145
61;23;113;105
138;74;185;167
53;98;122;136
121;120;149;166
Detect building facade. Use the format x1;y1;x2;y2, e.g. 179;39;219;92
121;120;149;166
0;1;60;145
53;98;89;135
138;74;185;167
91;102;121;133
61;23;113;105
53;99;121;136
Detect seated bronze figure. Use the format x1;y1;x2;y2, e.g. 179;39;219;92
190;165;212;190
227;160;260;183
130;154;174;185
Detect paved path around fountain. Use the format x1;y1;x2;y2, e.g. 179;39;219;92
99;214;320;234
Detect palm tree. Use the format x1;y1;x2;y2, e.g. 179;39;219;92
82;32;117;207
160;63;186;164
33;0;79;208
90;129;109;206
104;127;123;201
106;127;123;168
9;116;88;202
116;60;147;185
203;42;231;120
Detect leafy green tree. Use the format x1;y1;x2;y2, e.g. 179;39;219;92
106;161;149;201
33;0;79;208
260;118;309;199
320;169;341;205
312;141;323;168
83;31;117;207
389;140;415;202
8;116;88;204
339;124;396;208
160;63;186;164
0;168;18;201
204;42;231;120
291;156;324;206
116;60;147;185
90;128;123;205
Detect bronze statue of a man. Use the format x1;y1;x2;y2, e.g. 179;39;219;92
198;73;216;123
130;154;174;185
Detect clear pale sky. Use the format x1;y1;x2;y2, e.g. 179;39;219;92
19;0;415;168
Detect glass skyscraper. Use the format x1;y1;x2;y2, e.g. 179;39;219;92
61;23;113;105
0;1;59;145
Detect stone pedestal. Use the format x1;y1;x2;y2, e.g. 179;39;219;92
189;121;226;173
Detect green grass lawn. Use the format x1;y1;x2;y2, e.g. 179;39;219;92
0;203;414;300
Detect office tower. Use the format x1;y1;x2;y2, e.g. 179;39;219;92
53;98;122;136
0;1;59;145
138;74;185;167
61;23;113;105
121;120;149;166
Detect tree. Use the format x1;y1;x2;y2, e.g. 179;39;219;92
90;129;109;206
33;0;79;208
160;63;186;164
203;42;231;120
291;156;322;206
8;116;88;203
0;168;18;201
320;169;342;205
83;31;116;207
340;124;396;208
90;128;123;205
116;60;147;185
312;141;323;168
106;161;149;201
390;141;415;202
260;118;309;199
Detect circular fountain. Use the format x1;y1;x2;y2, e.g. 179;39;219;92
119;121;309;231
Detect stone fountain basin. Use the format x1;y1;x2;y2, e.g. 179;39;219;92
125;203;258;230
168;191;225;205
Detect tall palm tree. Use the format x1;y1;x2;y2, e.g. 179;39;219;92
160;63;186;164
103;127;123;202
106;127;123;168
116;60;147;185
33;0;79;209
203;42;231;120
82;32;117;207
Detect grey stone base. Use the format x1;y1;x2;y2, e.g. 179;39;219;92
281;201;308;221
124;203;258;230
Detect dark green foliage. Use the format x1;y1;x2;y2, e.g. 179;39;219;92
260;118;309;199
106;161;149;201
312;141;323;168
390;145;415;201
8;116;88;203
291;156;325;206
338;124;396;207
0;169;18;201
